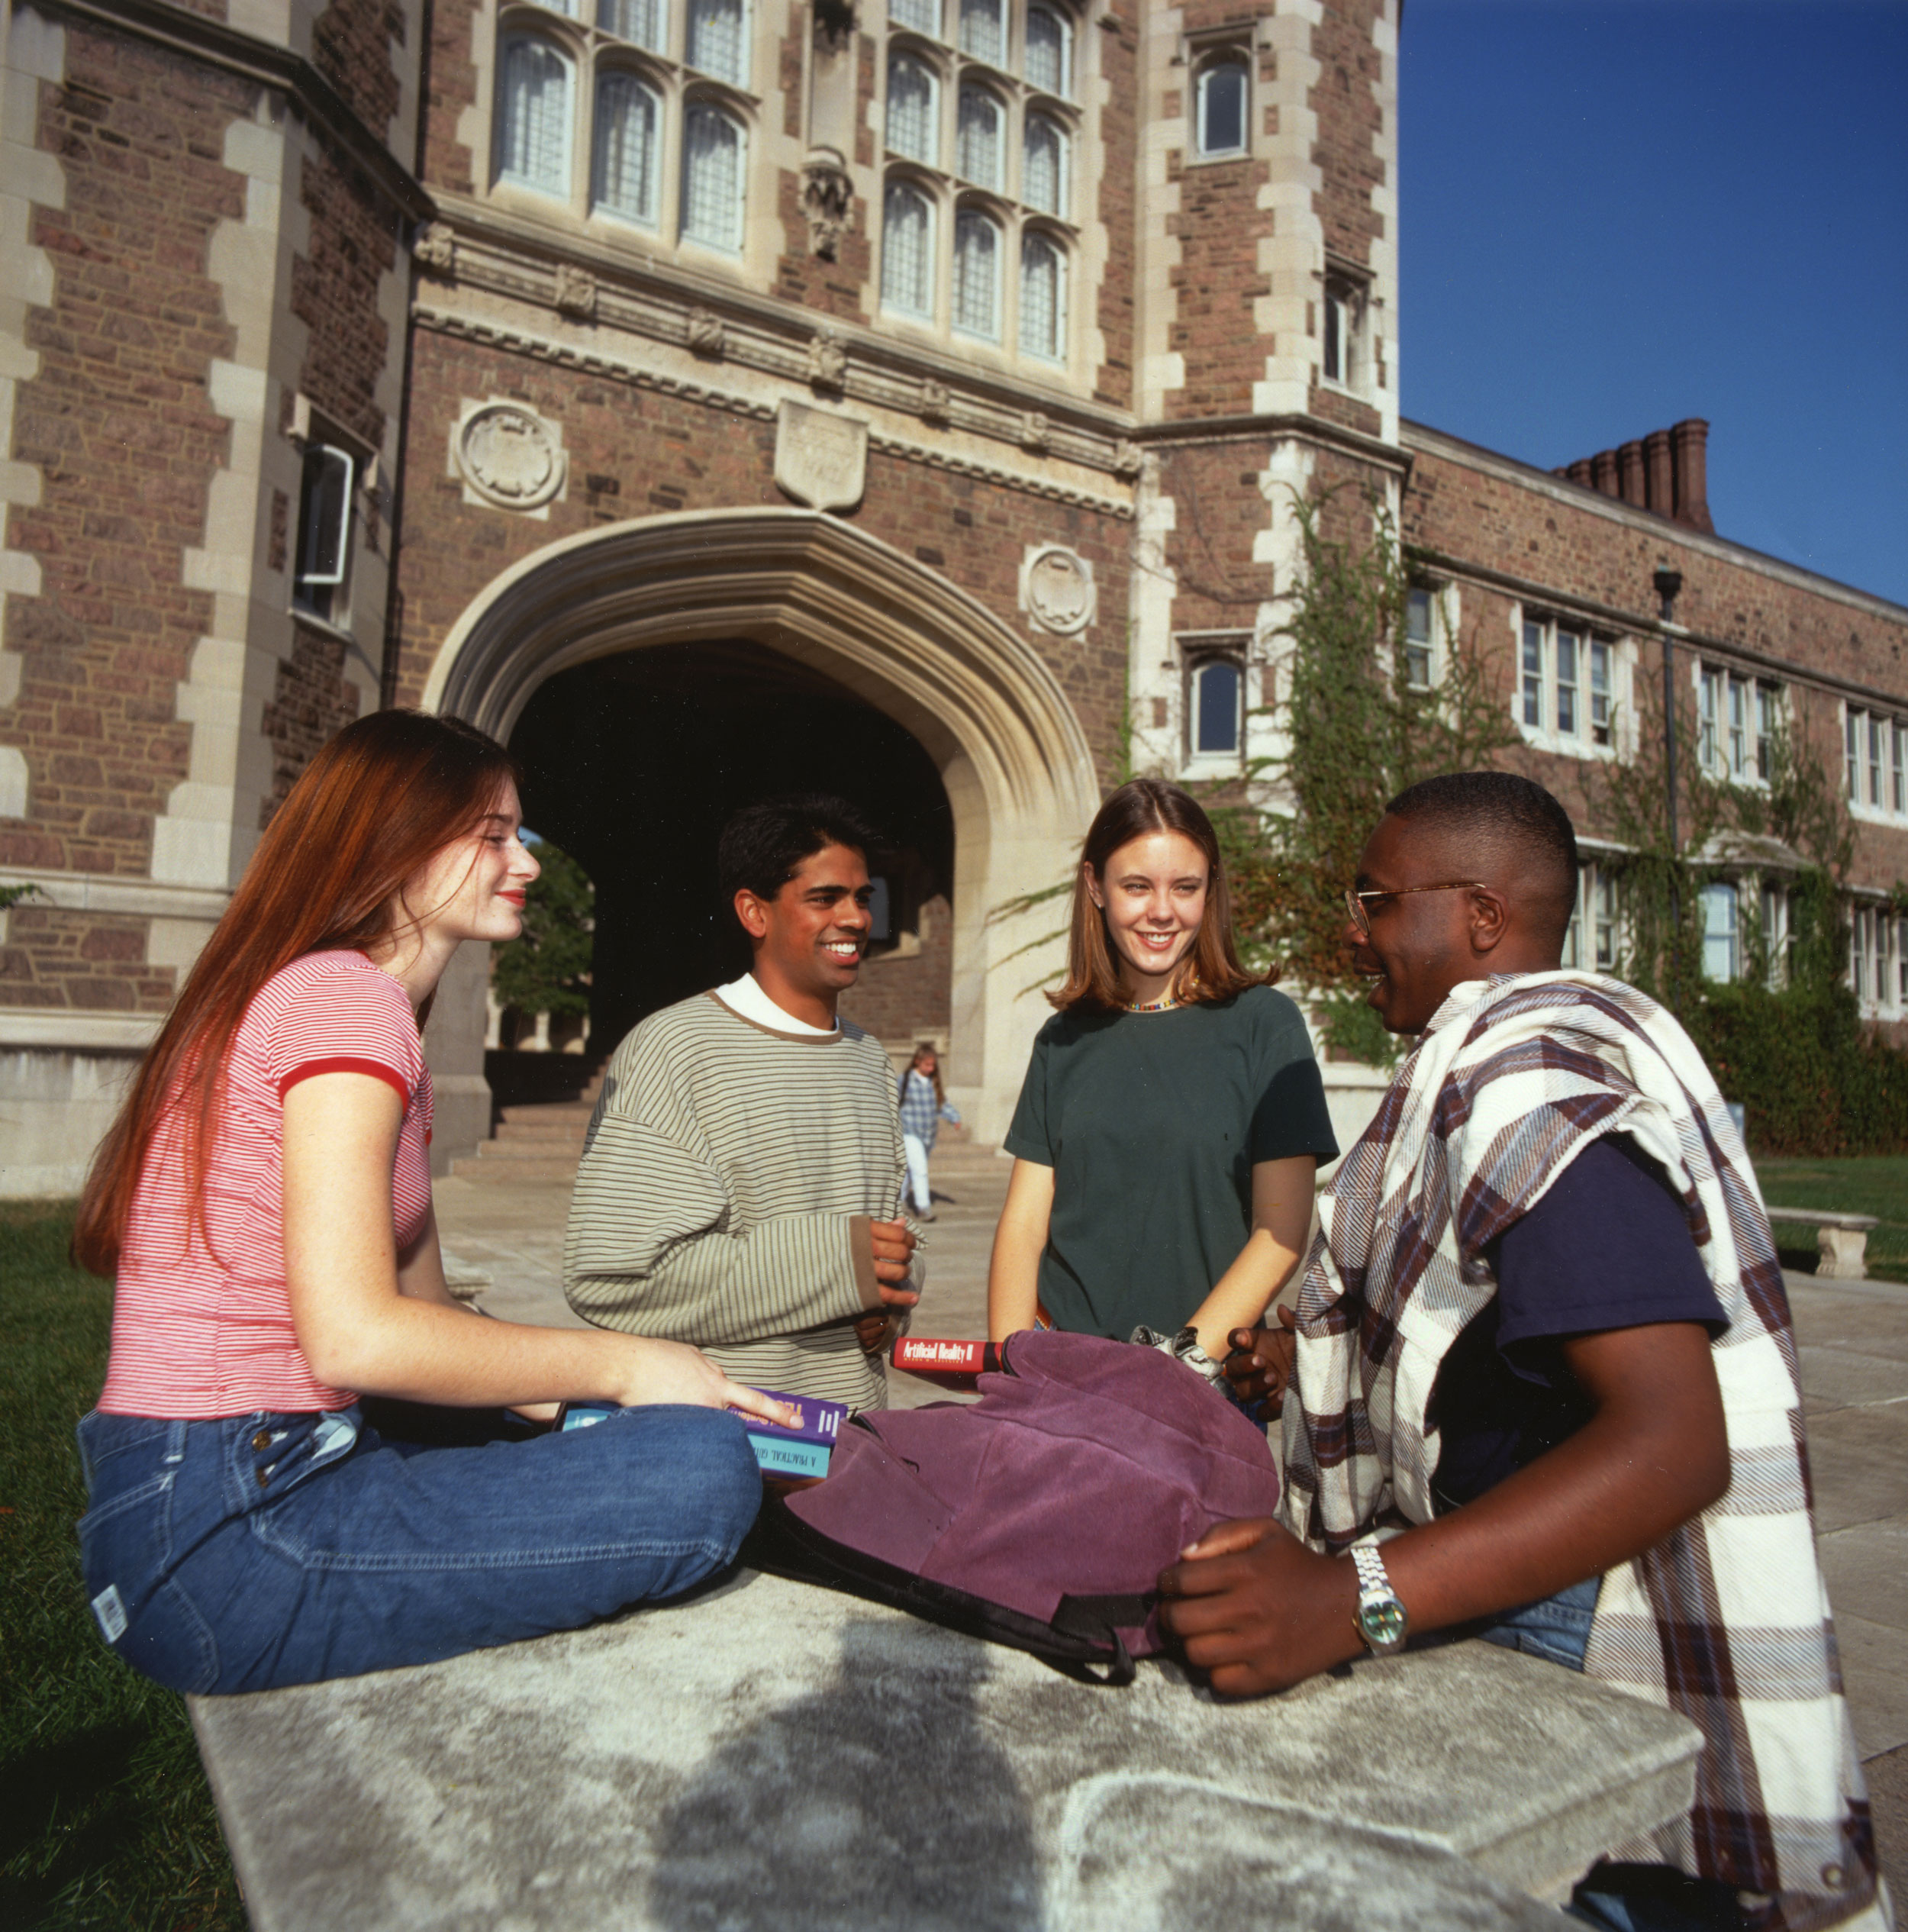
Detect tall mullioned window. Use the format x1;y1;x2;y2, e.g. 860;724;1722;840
492;0;753;253
1520;614;1619;751
1700;665;1778;783
1194;52;1246;158
1846;705;1908;817
878;0;1078;366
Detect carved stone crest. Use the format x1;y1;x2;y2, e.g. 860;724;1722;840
1113;438;1145;480
1020;410;1051;454
775;400;866;513
414;221;456;276
801;149;854;261
687;307;726;357
454;403;568;514
1020;543;1096;636
554;263;597;318
807;325;848;393
919;379;951;427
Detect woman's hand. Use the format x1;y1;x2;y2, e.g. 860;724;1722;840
605;1337;797;1426
988;1158;1055;1341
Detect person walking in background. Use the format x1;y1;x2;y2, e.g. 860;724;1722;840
898;1043;959;1222
987;779;1337;1385
69;712;784;1696
564;795;920;1412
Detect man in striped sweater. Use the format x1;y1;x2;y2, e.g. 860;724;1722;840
562;795;919;1412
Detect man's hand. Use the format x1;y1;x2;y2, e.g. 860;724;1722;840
854;1309;903;1355
1221;1305;1297;1409
1157;1518;1362;1697
869;1218;920;1307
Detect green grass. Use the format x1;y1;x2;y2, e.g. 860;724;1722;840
1755;1155;1908;1284
0;1202;244;1931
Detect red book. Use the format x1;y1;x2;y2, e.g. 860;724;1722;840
890;1336;1002;1380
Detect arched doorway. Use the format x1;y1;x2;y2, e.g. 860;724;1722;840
508;640;957;1052
419;508;1099;1147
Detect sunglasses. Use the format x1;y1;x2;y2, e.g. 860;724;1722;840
1343;881;1487;940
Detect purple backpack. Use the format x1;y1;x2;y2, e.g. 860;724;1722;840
742;1330;1280;1684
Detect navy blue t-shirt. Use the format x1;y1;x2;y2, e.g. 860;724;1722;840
1429;1134;1729;1511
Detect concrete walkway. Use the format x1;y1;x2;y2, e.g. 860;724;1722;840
433;1143;1906;1899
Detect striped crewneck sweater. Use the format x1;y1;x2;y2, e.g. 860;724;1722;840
562;990;910;1411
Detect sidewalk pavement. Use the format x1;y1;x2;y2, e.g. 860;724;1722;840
433;1149;1906;1903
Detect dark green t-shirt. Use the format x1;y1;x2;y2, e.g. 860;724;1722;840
1002;985;1338;1340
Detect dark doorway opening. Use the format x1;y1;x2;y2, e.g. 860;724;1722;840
508;640;956;1057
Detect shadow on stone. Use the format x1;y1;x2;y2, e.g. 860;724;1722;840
646;1616;1041;1931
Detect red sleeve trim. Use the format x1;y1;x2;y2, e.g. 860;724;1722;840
279;1057;414;1106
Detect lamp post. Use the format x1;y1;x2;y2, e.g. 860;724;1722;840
1655;568;1684;995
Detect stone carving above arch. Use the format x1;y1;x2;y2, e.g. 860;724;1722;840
453;402;568;515
775;401;867;513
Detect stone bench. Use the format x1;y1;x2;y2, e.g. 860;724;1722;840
189;1569;1700;1932
1766;1206;1881;1280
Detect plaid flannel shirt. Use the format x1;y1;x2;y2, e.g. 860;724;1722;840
1280;972;1879;1930
898;1069;959;1151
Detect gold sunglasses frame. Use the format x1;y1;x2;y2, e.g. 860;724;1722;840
1343;881;1487;939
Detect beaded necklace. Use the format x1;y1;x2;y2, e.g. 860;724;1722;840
1120;970;1196;1014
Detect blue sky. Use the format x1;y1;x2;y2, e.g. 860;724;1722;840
1397;0;1908;608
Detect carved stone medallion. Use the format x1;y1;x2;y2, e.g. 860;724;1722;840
775;400;867;513
1020;543;1096;636
919;379;951;427
455;403;568;513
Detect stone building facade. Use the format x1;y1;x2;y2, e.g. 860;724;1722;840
2;0;1904;1191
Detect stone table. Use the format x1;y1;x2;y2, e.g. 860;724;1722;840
190;1569;1700;1932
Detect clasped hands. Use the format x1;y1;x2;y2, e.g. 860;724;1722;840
854;1217;920;1354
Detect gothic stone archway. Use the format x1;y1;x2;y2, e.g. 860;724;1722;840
420;508;1101;1151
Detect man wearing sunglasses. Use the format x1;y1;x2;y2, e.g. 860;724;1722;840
1159;771;1878;1932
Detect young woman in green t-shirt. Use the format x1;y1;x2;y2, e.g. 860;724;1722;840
987;779;1337;1370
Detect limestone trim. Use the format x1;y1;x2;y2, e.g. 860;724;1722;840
32;0;433;221
420;196;1136;474
0;1009;163;1050
1131;408;1408;475
1403;421;1908;628
411;305;1135;517
0;866;230;920
0;5;63;726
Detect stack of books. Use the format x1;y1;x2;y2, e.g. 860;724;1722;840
559;1389;846;1479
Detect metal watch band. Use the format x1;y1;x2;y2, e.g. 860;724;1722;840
1351;1543;1409;1656
1352;1545;1389;1595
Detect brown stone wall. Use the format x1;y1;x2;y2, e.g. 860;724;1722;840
259;621;364;823
3;24;253;895
1163;147;1268;419
421;0;480;194
1091;0;1135;411
1310;0;1382;270
772;167;873;322
0;905;176;1014
292;144;402;453
387;330;1134;780
311;0;406;141
837;893;953;1041
1154;440;1271;633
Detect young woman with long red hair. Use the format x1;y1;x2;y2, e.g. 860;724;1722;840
73;711;787;1695
987;779;1338;1380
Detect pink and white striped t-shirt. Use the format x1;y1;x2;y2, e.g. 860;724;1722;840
98;950;435;1418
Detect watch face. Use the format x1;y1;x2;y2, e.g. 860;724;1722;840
1358;1593;1408;1650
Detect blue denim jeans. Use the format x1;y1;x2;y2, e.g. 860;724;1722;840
1474;1572;1601;1671
76;1401;762;1694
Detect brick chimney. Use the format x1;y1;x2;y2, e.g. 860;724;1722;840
1671;418;1713;533
1555;418;1714;533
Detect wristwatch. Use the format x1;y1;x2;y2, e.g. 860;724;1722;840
1350;1543;1410;1656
